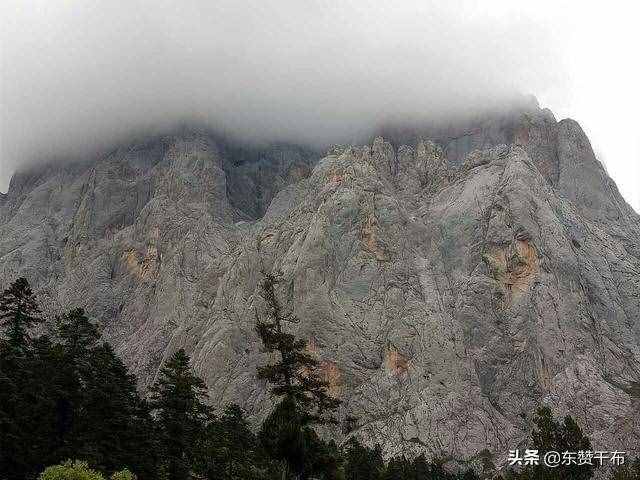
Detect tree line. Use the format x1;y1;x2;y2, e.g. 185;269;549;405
0;276;637;479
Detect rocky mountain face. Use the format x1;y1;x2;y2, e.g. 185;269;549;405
2;100;640;465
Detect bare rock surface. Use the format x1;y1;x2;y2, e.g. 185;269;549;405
2;104;640;465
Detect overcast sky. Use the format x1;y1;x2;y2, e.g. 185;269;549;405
1;1;638;210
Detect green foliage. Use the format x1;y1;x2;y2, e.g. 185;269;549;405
343;438;384;480
378;454;479;480
255;273;344;479
51;308;156;478
109;469;137;480
39;460;104;480
51;308;101;461
504;406;595;480
0;278;42;351
477;449;496;476
256;272;341;426
195;404;267;480
0;276;614;480
39;462;135;480
259;396;306;476
150;348;211;480
0;282;155;480
0;278;51;480
56;307;100;360
381;457;405;480
77;342;156;476
258;395;342;479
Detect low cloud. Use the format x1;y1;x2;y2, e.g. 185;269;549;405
1;1;565;190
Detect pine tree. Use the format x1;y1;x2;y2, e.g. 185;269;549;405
0;278;42;352
2;284;162;479
381;457;407;480
304;436;342;480
150;348;211;480
259;395;308;477
57;307;100;360
48;308;155;478
79;343;157;477
0;278;48;480
533;407;594;480
196;404;266;480
255;272;342;479
53;308;102;461
255;272;341;426
458;468;481;480
410;455;431;480
343;438;384;480
22;334;62;475
511;406;595;480
0;350;28;479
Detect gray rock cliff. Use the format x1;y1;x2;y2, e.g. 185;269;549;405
2;104;640;465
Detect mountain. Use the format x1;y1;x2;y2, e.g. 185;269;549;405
2;99;640;464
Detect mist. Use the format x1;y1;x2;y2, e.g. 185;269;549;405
0;1;570;192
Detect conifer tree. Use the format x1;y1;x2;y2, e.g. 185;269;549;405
150;348;211;480
343;438;384;480
381;457;406;480
196;404;266;480
255;272;340;425
255;272;342;480
258;397;342;479
1;282;166;479
0;278;42;352
459;468;481;480
506;406;595;480
79;343;157;477
52;308;155;478
53;308;101;461
57;307;100;361
0;278;48;480
528;407;594;480
23;334;62;474
411;455;435;479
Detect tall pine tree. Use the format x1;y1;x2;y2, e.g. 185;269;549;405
504;406;595;480
343;438;385;480
150;349;211;480
0;278;49;480
53;308;101;461
256;272;340;425
255;272;342;480
0;278;42;351
79;342;157;477
50;307;156;478
195;404;266;480
527;407;595;480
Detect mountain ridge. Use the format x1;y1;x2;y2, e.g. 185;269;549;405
1;102;640;463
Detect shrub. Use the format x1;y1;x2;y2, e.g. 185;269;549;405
110;470;137;480
39;460;104;480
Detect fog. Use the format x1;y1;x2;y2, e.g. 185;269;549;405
1;2;637;209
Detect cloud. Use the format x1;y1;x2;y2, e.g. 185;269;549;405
1;0;564;191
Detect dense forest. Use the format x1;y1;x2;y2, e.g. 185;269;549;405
0;276;637;480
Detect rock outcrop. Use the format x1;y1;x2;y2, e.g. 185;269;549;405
2;103;640;466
